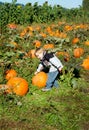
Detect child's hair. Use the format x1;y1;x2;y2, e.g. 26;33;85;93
35;48;45;56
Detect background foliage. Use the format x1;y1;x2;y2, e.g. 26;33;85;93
0;0;89;33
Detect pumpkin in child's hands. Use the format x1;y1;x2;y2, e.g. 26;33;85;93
32;72;48;88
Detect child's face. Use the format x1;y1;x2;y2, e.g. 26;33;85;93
36;52;43;60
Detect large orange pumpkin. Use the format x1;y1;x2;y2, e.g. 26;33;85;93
5;69;17;80
32;72;48;88
7;77;29;96
73;48;84;58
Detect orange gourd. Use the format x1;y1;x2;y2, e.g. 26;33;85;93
32;72;48;88
33;40;41;48
43;44;54;50
56;51;70;61
7;23;17;29
73;48;84;58
81;58;89;70
64;25;73;31
28;49;36;58
5;69;17;80
35;26;41;31
27;26;33;31
72;38;80;44
40;32;47;38
84;41;89;46
7;77;29;96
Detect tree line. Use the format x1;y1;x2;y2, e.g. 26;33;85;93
0;0;89;31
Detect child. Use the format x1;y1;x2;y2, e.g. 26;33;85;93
34;48;63;91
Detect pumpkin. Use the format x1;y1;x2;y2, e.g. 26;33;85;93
32;72;48;88
27;26;33;31
73;48;84;58
64;25;73;31
35;26;41;31
20;28;27;37
7;23;17;29
46;26;52;33
5;69;17;80
40;32;47;38
72;38;80;44
55;51;64;56
43;43;54;50
28;49;36;58
58;32;67;38
7;77;29;96
81;58;89;70
33;40;41;48
84;41;89;46
56;51;70;61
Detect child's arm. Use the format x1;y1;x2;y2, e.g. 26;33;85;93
49;56;63;72
34;63;44;75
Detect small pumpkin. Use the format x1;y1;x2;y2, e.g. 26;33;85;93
73;48;84;58
7;23;17;29
43;43;55;50
20;28;27;37
64;25;73;31
56;51;70;61
33;40;41;48
32;72;48;88
72;38;80;44
7;77;29;96
5;69;17;80
27;26;33;31
81;58;89;70
84;41;89;46
40;32;47;38
28;49;36;58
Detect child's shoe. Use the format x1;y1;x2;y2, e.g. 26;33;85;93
41;88;51;91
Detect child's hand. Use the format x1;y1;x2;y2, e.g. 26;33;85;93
58;68;62;73
34;71;38;75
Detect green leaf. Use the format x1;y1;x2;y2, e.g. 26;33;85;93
5;52;15;57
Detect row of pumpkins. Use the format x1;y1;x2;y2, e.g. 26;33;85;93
0;69;47;96
28;44;85;59
28;42;89;70
0;44;89;96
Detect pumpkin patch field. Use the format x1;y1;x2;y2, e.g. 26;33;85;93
0;1;89;130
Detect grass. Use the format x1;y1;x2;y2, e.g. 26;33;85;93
0;77;89;130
